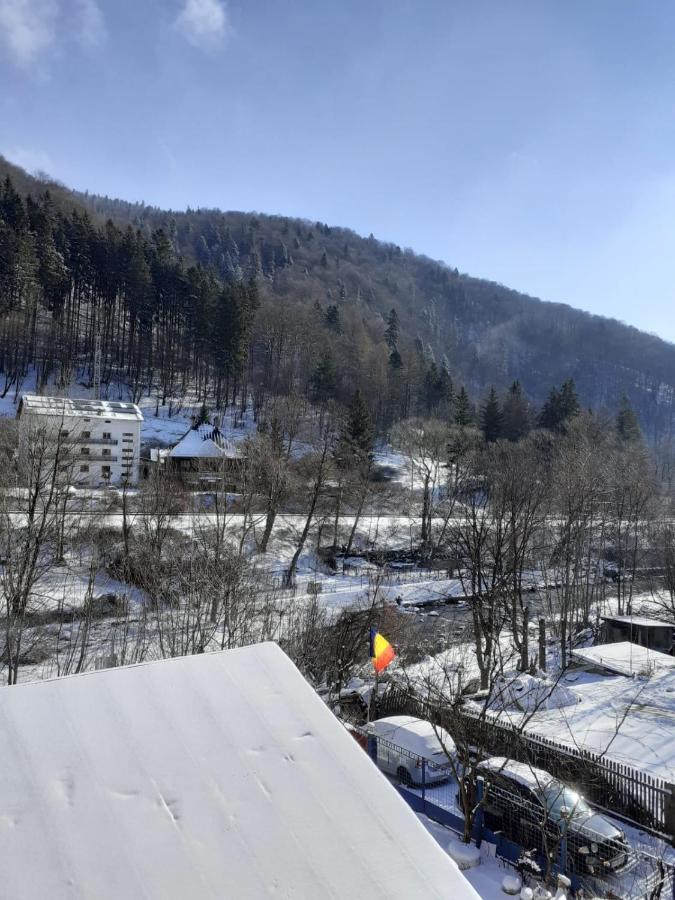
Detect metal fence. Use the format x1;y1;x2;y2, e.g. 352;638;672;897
362;729;674;899
376;687;675;843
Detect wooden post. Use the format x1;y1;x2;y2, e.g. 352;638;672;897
665;782;675;847
539;618;546;673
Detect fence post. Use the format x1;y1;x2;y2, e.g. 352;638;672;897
665;783;675;848
539;618;546;672
558;828;568;877
421;758;426;810
473;777;484;848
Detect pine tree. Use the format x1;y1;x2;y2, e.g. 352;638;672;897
385;308;400;350
616;394;642;443
246;249;262;280
559;378;580;421
311;352;337;402
275;241;290;269
337;389;374;467
422;362;440;414
226;233;240;262
538;386;562;431
388;347;403;370
539;379;580;432
436;356;454;418
196;402;209;425
480;386;503;443
454;385;473;427
320;249;328;268
502;380;531;442
324;304;341;334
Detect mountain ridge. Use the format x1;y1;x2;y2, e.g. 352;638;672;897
1;154;674;440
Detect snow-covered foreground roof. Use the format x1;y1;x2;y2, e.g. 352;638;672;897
0;643;478;899
18;394;143;421
571;641;675;676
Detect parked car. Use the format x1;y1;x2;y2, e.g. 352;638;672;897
475;758;633;876
366;716;455;786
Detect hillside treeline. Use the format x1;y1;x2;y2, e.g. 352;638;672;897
2;155;675;440
80;182;675;440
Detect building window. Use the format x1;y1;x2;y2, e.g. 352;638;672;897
60;429;69;437
80;464;89;473
105;419;111;424
81;447;90;455
82;431;91;439
102;466;111;479
103;431;111;440
102;448;111;457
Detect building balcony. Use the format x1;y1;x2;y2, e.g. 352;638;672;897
61;435;119;446
77;454;118;462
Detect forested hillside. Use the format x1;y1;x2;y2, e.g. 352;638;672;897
1;155;674;439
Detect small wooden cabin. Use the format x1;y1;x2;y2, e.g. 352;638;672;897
167;424;243;489
601;615;674;655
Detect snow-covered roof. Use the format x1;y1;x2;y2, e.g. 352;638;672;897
478;757;555;792
571;641;675;676
602;615;674;629
367;715;455;758
0;643;477;899
18;394;143;422
169;423;241;459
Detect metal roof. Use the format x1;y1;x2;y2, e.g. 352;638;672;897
19;394;143;422
571;641;675;676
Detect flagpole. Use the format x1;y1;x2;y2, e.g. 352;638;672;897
367;670;379;724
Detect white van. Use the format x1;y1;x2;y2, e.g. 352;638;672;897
366;716;455;786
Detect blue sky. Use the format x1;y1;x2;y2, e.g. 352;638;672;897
2;0;675;341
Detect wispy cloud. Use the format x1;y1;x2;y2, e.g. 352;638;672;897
72;0;105;48
0;0;105;68
2;144;54;173
174;0;230;52
0;0;58;67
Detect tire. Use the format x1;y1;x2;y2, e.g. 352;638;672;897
397;766;413;787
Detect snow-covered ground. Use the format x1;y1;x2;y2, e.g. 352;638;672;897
20;564;148;614
416;814;513;899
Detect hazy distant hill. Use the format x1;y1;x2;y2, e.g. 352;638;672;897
2;155;674;439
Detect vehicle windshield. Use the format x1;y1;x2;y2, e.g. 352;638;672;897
539;782;592;823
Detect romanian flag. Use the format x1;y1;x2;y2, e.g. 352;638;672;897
370;628;395;674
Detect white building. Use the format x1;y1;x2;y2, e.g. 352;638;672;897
0;643;478;899
17;395;144;486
